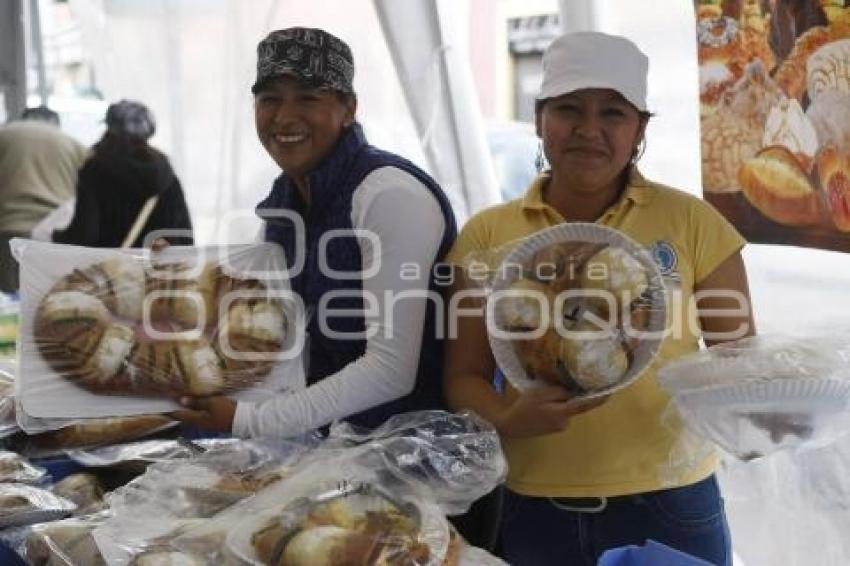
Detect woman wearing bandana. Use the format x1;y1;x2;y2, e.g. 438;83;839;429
173;28;457;450
53;99;193;247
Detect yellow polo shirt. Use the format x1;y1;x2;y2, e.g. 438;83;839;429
447;170;746;497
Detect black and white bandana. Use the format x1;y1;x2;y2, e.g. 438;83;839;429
251;27;355;94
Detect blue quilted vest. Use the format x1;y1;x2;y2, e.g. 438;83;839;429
257;123;457;430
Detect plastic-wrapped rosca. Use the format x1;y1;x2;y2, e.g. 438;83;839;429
92;415;506;565
462;223;667;399
25;415;177;453
51;473;106;517
0;364;18;438
31;250;287;396
658;334;850;461
0;483;76;528
26;512;109;566
13;240;304;420
223;458;455;566
0;451;47;484
107;439;311;521
66;438;242;469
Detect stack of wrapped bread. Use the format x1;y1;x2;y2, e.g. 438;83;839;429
33;256;287;397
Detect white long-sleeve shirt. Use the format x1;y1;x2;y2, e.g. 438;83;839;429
233;166;446;437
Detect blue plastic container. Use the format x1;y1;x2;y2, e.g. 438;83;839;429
598;540;713;566
30;455;86;483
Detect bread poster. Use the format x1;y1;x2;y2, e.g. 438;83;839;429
697;0;850;251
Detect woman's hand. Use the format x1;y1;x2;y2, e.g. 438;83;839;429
171;396;237;433
495;386;609;438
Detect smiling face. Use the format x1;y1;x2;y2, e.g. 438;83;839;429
254;76;356;185
536;88;647;195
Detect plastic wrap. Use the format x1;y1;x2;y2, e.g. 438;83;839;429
51;473;106;516
12;239;305;421
25;512;110;565
0;483;76;528
658;334;850;461
16;416;180;457
106;438;313;520
91;417;504;565
328;410;507;515
0;362;18;438
459;223;667;399
0;451;47;484
93;518;210;566
220;459;452;566
66;438;241;468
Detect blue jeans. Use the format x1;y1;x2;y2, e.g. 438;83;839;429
500;476;731;566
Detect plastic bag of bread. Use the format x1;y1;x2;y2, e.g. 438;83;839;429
0;483;76;528
66;437;240;469
327;410;507;516
22;415;178;454
658;333;850;462
0;363;18;438
11;239;305;421
0;451;47;484
93;428;504;565
51;473;105;517
88;442;312;565
25;512;109;565
30;415;177;451
107;438;312;521
90;517;213;566
222;458;454;566
460;223;666;400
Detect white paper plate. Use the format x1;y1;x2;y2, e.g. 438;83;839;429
657;336;850;395
488;223;666;398
675;378;850;415
670;378;850;459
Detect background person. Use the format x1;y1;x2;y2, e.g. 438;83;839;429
0;108;87;292
443;31;755;566
53;99;193;248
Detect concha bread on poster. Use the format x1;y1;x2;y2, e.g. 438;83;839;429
29;245;291;398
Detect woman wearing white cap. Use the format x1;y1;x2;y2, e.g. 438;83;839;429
444;31;754;565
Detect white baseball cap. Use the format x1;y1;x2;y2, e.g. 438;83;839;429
538;31;649;112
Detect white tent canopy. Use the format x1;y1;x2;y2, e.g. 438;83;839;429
64;0;501;238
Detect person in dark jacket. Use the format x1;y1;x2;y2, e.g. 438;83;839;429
53;100;193;247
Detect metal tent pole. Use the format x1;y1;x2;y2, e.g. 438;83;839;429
29;0;49;106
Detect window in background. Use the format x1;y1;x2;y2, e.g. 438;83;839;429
28;0;105;145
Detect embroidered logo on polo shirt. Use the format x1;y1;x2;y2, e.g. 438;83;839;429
649;240;680;282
